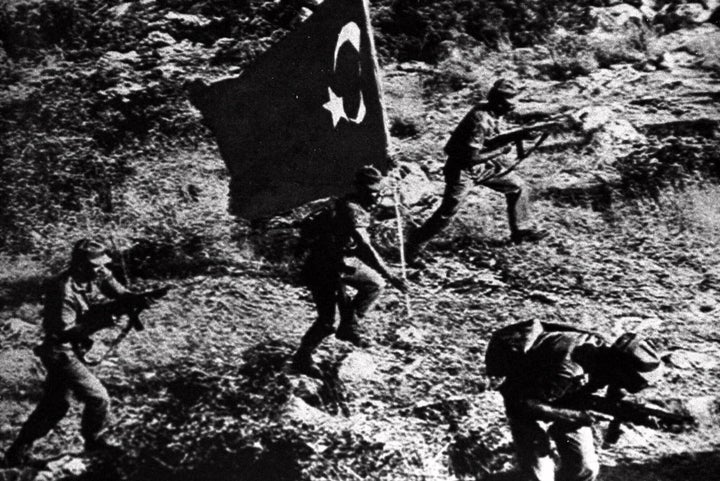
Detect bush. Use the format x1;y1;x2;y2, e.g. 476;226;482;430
616;137;720;198
537;33;598;80
371;0;602;63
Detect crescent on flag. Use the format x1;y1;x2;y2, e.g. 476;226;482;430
189;0;389;220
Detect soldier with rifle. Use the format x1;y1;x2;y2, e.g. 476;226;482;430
3;239;169;467
494;326;688;481
405;78;554;265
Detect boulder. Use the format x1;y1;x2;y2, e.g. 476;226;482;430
279;395;332;425
394;161;434;207
164;12;213;29
589;4;646;31
338;351;377;383
143;31;176;48
573;106;645;144
656;2;714;31
666;350;719;370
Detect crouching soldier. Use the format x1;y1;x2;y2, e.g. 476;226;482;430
492;323;662;481
292;166;408;377
5;239;138;466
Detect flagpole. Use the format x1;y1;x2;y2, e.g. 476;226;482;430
392;177;412;319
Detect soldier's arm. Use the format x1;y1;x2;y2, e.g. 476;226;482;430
351;227;407;292
516;398;594;426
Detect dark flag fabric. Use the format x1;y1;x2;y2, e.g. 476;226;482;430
189;0;389;220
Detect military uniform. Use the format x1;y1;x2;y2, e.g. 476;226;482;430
298;193;386;354
501;331;607;481
408;102;530;250
7;267;127;459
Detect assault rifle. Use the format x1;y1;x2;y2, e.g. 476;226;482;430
74;285;172;365
116;286;172;332
562;394;696;444
483;119;568;152
478;115;577;181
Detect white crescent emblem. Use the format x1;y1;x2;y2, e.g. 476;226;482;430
323;22;366;128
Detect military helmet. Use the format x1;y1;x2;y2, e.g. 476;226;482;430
609;332;662;392
71;238;112;267
488;78;520;100
354;165;383;192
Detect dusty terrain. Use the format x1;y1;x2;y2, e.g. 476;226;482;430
1;1;720;480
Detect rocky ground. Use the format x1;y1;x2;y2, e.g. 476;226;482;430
1;1;720;480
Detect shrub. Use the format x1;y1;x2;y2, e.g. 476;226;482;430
537;32;598;80
616;137;720;199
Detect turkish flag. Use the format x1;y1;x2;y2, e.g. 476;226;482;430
189;0;389;220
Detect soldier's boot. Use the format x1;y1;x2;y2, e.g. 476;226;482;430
291;322;333;378
510;228;549;245
335;314;369;348
3;440;32;468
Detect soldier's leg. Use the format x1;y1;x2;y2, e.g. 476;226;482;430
7;384;71;454
336;258;385;346
5;356;73;465
481;172;529;235
406;167;471;257
64;355;111;448
508;416;556;481
549;423;599;481
293;268;339;376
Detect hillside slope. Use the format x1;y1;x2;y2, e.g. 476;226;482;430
2;1;720;480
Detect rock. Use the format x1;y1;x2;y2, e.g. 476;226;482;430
395;161;434;207
164;12;213;29
338;351;377;383
286;373;323;405
280;395;332;425
3;318;35;336
143;31;176;48
573;106;645;144
589;4;646;31
0;349;43;394
108;2;133;17
99;50;141;67
665;350;719;370
34;456;89;481
413;396;470;423
656;2;713;31
683;396;720;426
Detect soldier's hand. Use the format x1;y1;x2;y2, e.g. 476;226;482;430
389;275;409;293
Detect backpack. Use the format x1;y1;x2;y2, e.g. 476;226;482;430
485;320;602;378
296;199;337;254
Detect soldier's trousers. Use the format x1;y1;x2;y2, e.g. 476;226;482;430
508;416;599;481
408;163;529;247
13;349;110;446
300;257;385;348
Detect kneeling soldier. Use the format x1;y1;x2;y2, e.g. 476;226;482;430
498;328;661;481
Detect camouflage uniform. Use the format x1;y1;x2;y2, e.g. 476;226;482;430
408;102;530;249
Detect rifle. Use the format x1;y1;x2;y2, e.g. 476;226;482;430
563;394;696;444
483;119;568;152
478;116;576;182
77;285;172;365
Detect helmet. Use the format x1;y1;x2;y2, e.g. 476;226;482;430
610;333;662;392
354;165;383;192
71;239;112;268
488;78;520;99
